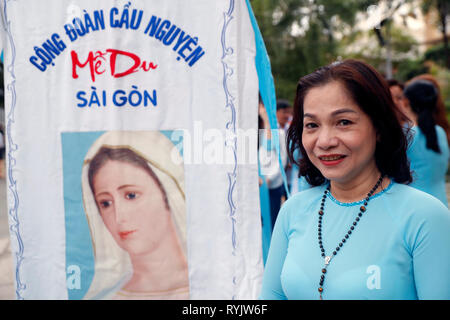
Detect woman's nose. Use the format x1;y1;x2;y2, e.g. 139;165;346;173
114;199;130;225
316;128;338;150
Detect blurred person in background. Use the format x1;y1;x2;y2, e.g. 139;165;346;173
276;99;293;194
387;79;413;125
276;99;293;133
408;74;450;147
259;98;288;230
403;79;449;207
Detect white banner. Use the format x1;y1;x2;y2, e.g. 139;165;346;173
0;0;263;299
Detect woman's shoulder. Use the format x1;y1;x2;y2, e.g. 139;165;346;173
435;124;447;135
278;185;326;220
387;182;449;219
436;125;449;146
387;182;450;254
285;185;325;204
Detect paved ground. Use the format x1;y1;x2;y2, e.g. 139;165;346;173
0;175;449;299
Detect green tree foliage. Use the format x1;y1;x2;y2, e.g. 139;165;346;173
251;0;377;102
420;0;449;68
341;22;420;80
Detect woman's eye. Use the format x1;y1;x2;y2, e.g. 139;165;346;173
304;122;318;129
125;192;138;200
99;200;112;209
338;119;352;126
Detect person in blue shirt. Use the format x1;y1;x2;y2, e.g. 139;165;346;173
402;80;449;207
260;59;450;300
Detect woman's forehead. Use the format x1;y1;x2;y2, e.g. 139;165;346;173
93;160;152;184
303;81;360;115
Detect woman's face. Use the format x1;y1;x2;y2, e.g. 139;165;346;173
302;81;378;186
277;107;292;128
389;85;406;113
92;159;171;256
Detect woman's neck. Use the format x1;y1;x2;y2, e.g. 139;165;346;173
124;221;189;293
329;168;389;203
403;106;418;127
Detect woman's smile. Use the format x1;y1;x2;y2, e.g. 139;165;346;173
318;154;347;166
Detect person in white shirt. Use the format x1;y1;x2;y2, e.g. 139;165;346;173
259;99;289;229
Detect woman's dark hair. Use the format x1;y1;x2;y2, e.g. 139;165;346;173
404;80;441;153
88;147;170;209
387;79;404;90
407;74;450;146
287;59;412;186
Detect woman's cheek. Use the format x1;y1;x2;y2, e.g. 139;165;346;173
101;214;118;234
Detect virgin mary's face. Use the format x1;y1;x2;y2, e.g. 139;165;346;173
92;160;171;256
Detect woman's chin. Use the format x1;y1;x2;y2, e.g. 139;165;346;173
319;168;348;183
121;242;157;257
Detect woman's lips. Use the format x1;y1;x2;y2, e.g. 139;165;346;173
119;230;137;240
318;154;346;166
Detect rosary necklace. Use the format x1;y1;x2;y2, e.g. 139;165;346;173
317;175;383;300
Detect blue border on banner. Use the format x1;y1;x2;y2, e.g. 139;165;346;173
221;0;237;300
3;0;26;300
245;0;290;198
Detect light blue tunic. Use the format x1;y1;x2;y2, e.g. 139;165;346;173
260;181;450;300
289;148;312;195
407;125;449;207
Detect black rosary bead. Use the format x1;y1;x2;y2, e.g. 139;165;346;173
316;175;383;300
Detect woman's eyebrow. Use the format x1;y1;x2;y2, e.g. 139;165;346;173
94;184;139;197
117;184;143;191
303;108;357;119
331;108;357;116
94;191;110;198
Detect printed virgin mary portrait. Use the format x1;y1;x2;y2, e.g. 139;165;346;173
80;131;189;299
